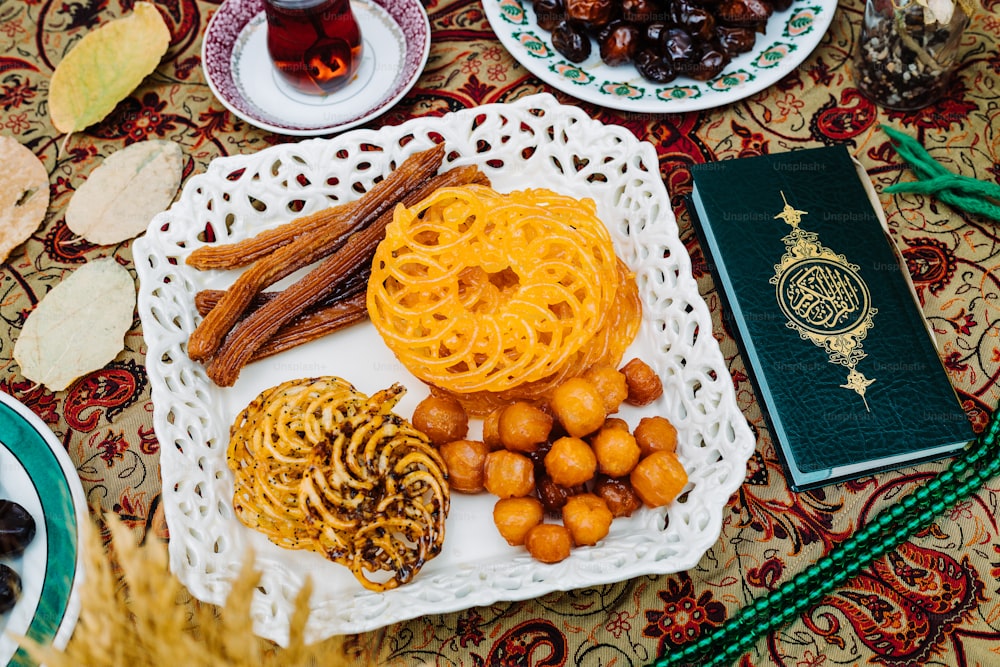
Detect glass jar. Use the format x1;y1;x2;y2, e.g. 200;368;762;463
853;0;969;110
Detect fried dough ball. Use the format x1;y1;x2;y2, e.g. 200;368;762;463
484;450;535;498
561;493;614;546
603;417;631;431
630;451;688;507
593;475;643;518
633;415;678;457
583;365;628;415
524;523;573;563
412;395;469;445
544;436;597;487
621;358;663;406
482;406;504;451
550;377;606;437
493;496;545;546
438;439;489;493
499;401;553;453
590;424;641;477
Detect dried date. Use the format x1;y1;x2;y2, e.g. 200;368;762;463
565;0;616;26
671;0;716;41
551;20;593;62
600;22;642;66
634;48;677;83
622;0;662;23
533;0;566;30
715;25;757;55
690;42;730;80
531;0;791;84
716;0;772;28
643;20;669;46
662;27;698;65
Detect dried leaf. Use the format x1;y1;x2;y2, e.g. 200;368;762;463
14;258;135;391
0;135;50;263
66;140;183;244
48;3;171;136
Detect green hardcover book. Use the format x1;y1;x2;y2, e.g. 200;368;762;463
688;145;973;491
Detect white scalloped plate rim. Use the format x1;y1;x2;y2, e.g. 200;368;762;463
134;93;754;644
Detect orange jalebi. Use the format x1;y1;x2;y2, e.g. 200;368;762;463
367;185;641;415
227;376;449;591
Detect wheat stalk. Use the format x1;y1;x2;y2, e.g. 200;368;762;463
15;514;372;666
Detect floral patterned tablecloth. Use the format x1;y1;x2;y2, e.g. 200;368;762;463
1;0;1000;664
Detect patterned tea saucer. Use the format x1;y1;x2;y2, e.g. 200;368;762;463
202;0;430;136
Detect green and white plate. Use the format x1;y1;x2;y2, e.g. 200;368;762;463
482;0;838;112
0;393;86;667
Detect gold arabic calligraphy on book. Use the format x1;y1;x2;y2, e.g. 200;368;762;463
769;192;878;410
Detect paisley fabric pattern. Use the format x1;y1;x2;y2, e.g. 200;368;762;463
1;0;999;664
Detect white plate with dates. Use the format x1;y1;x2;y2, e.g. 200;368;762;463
134;93;754;645
482;0;838;112
0;393;86;665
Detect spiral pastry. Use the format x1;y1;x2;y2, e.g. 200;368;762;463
227;377;450;591
367;185;638;414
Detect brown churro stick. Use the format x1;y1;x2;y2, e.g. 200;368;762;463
186;144;446;363
197;290;368;360
194;265;369;314
193;270;369;358
207;211;388;385
186;201;361;270
205;165;490;386
249;292;367;361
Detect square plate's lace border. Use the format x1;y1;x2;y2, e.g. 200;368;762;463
133;93;756;644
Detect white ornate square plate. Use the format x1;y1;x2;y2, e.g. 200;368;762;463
134;93;754;645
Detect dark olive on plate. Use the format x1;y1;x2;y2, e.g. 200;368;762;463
551;20;593;62
0;564;21;614
599;22;641;66
0;499;35;558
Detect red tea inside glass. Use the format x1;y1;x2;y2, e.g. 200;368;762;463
265;0;363;96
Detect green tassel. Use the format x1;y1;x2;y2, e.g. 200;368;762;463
881;124;1000;222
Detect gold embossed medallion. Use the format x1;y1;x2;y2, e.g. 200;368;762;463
770;192;877;409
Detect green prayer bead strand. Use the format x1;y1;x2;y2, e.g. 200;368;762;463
652;414;1000;667
677;471;987;667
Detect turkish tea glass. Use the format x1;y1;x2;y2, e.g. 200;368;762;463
265;0;364;96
